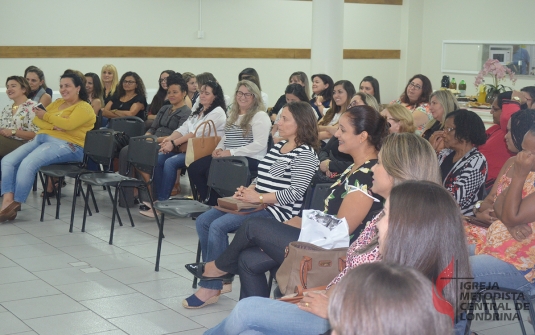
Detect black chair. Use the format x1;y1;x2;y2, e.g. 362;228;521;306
78;135;160;244
38;130;116;230
108;116;145;138
465;287;535;335
154;156;251;276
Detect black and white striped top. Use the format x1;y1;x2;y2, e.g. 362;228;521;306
255;140;319;221
224;123;254;148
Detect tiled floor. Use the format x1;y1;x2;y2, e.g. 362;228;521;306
0;179;533;335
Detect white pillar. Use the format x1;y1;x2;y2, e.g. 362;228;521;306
311;0;344;80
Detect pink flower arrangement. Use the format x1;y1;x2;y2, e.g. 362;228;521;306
474;59;516;90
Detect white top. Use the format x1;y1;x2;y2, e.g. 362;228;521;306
175;106;226;137
216;111;271;161
320;109;342;143
261;91;269;108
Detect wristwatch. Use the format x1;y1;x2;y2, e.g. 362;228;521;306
11;129;16;136
259;195;264;205
512;96;521;103
473;200;484;214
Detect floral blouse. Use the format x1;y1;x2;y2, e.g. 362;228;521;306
0;99;39;140
476;171;535;283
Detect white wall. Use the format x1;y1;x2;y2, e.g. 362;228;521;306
0;0;404;105
420;0;535;96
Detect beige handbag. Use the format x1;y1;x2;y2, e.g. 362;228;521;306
185;120;221;167
276;241;347;296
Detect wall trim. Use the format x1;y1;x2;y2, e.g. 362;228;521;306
299;0;402;4
0;46;400;60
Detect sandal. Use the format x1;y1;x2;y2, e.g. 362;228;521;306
182;292;220;309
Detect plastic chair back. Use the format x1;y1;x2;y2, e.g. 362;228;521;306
84;130;116;166
109;117;145;138
207;157;250;198
127;135;159;175
303;182;333;211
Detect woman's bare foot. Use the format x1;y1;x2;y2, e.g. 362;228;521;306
202;261;228;277
195;287;220;301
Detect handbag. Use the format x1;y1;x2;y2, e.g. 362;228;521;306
112;131;130;158
278;285;327;304
185;120;221;166
463;215;491;228
276;241;347;296
214;196;266;215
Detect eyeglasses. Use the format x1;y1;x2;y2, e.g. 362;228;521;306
444;127;456;133
236;91;254;98
158;78;167;83
123;80;136;85
408;82;422;90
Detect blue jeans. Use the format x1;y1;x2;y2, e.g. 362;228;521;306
153;152;186;201
196;208;274;290
470;254;535;296
204;296;330;335
1;134;83;203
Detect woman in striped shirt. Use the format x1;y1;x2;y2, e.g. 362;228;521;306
183;101;320;309
187;80;271;206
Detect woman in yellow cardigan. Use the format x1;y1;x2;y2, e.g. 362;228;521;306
0;73;95;222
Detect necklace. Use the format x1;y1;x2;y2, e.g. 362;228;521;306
11;104;19;111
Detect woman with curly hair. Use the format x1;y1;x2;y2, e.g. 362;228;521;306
102;71;147;120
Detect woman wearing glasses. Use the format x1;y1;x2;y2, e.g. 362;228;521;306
390;74;432;133
438;109;488;215
102;71;147;121
187;80;271;206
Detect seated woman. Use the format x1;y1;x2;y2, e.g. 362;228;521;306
310;74;334;119
238;68;268;107
479;90;528;190
84;72;104;116
182;72;199;107
203;179;470;335
0;73;95;221
315;93;380;184
390;74;432;133
468;108;535;244
358;75;381;104
187;80;271;206
329;263;452;335
146;80;227;215
271;72;311;121
423;90;458;145
438;109;487;216
100;64;119;105
318;80;356;145
271;83;314;143
471;125;535;297
145;70;175;128
381;104;415;134
187;105;388;303
182;101;320;308
0;76;39;178
24;66;52;108
118;74;191;209
102;71;147;123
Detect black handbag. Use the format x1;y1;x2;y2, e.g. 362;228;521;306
113;131;130;158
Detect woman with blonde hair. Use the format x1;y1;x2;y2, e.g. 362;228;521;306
100;64;119;105
187;80;271;206
381;104;416;134
424;90;458;150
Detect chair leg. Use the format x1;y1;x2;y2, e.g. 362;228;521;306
267;270;274;296
155;213;165;272
40;176;48;222
88;186;99;213
79;186;93;217
39;172;51;206
81;184;92;232
192;240;202;289
33;174;38;191
108;186;121;245
119;187;135;227
54;177;63;219
69;178;79;233
513;296;528;335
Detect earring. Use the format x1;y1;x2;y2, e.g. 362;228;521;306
77;91;79;95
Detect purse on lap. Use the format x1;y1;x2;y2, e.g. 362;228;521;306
214;197;266;215
184;120;221;166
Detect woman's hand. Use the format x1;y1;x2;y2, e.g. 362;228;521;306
319;159;330;172
34;106;46;119
212;148;223;157
325;170;338;179
233;186;261;203
298;292;329;319
475;207;496;224
159;140;174;154
507;223;533;242
429;130;445;153
0;128;11;137
315;95;324;107
513;151;535;178
213;149;231;158
53;126;64;131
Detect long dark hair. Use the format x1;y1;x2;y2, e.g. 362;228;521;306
311;74;334;101
61;72;89;102
284;101;320;152
344;105;389;151
150;70;176;114
193;80;226;116
117;71;146;99
239;68;262;91
360;76;381;104
318;80;356;126
400;74;432;107
84;72;103;100
383;180;471;315
284;83;309;102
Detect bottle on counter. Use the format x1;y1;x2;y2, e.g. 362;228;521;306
441;75;450;89
477;80;487;104
449;78;457;90
459;80;466;97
